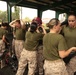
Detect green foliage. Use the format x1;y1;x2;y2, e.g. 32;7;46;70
12;6;20;20
0;6;20;22
24;17;31;22
0;10;7;22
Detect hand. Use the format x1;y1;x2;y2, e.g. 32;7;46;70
7;42;10;45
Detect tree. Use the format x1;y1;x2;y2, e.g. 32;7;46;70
24;17;31;22
0;6;20;22
12;6;20;20
0;10;7;22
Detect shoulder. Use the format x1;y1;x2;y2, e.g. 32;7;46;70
62;25;67;29
35;33;43;38
26;31;30;34
55;34;64;40
43;33;48;37
58;34;64;38
43;33;50;39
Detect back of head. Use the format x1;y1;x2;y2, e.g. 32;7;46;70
2;22;9;27
32;17;42;26
30;22;38;33
47;18;59;29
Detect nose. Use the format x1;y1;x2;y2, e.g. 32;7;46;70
69;22;73;24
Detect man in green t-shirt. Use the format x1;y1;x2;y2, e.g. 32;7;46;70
0;22;9;68
43;18;76;75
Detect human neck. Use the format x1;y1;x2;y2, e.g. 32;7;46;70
50;29;57;33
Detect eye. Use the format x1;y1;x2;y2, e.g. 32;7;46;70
72;20;75;22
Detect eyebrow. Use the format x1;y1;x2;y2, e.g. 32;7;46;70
68;20;75;22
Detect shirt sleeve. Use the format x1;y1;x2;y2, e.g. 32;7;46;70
3;30;8;36
58;35;68;51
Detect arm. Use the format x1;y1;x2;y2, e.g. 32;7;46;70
9;20;16;27
38;26;46;34
59;47;76;58
41;26;46;34
2;35;9;45
58;35;76;58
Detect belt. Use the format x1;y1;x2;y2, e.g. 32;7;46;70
46;59;63;63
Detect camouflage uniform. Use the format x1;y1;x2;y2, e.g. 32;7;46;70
61;25;76;75
15;40;24;61
66;56;76;75
13;25;26;62
12;39;15;54
0;40;5;68
44;59;68;75
37;45;44;75
43;30;69;75
16;48;37;75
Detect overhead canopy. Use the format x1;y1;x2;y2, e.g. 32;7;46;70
2;0;76;14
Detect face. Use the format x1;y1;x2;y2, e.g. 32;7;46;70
68;15;76;28
15;22;21;28
4;26;7;29
55;22;61;33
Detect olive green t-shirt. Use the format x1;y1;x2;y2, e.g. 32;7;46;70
15;28;26;41
0;28;7;39
43;33;68;61
62;25;76;48
24;31;43;51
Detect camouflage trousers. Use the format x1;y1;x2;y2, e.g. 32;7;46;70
37;45;44;75
15;40;24;61
16;48;37;75
12;39;15;54
66;56;76;75
44;59;68;75
0;40;5;68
